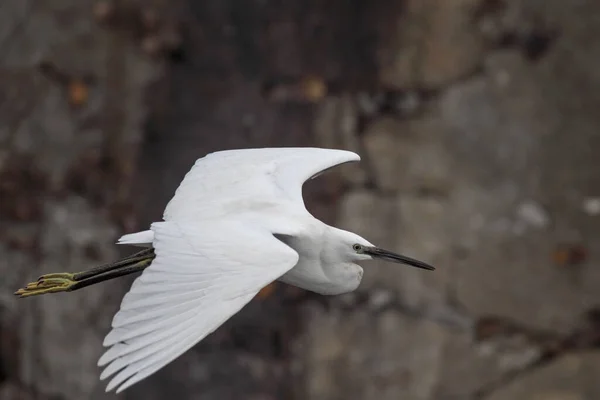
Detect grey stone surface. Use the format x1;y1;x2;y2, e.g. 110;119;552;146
1;0;600;399
301;1;600;399
487;353;600;400
0;0;160;398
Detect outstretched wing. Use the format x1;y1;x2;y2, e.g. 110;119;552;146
163;147;359;220
98;220;299;393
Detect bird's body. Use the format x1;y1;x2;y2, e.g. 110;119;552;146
15;147;435;393
121;215;365;296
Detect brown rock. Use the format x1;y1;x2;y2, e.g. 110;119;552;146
379;0;484;89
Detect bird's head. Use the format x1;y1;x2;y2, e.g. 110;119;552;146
336;230;435;271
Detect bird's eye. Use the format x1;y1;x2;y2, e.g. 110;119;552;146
353;244;362;252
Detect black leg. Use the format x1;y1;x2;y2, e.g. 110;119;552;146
68;258;153;291
15;248;156;298
73;248;155;281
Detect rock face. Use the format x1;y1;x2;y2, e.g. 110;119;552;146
1;1;599;400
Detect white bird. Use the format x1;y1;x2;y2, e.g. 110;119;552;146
15;147;434;393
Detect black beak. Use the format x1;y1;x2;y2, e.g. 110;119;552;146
364;247;435;271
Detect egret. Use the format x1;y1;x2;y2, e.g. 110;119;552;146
15;147;435;393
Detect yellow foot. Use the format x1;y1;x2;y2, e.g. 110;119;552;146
14;273;76;298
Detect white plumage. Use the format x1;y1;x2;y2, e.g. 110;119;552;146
103;148;368;392
99;220;298;392
16;147;435;393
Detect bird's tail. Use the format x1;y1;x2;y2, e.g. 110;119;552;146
14;248;155;298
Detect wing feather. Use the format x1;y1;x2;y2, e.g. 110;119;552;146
106;300;247;393
99;220;298;393
163;147;359;220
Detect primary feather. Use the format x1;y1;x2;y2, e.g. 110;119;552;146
101;220;299;393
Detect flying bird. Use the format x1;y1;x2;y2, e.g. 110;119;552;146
15;147;435;393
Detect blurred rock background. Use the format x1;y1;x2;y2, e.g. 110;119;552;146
1;0;599;399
